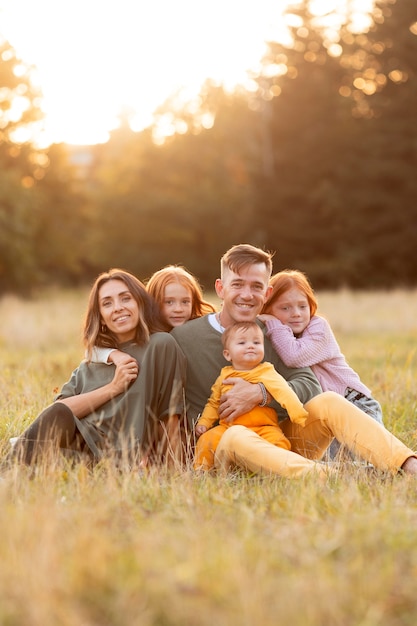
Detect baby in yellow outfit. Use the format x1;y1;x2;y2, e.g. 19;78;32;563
194;321;308;470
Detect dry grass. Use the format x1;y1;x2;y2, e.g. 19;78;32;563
1;288;417;626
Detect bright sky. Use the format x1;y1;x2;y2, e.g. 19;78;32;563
0;0;374;146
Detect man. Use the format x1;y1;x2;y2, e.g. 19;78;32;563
171;244;417;478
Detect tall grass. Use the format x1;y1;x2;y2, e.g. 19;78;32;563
1;288;417;626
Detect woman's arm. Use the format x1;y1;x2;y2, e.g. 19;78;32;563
58;361;138;419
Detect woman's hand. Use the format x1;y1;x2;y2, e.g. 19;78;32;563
110;359;139;394
218;378;263;423
58;354;139;419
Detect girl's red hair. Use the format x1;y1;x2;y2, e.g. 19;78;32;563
262;269;318;317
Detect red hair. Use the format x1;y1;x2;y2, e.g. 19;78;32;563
262;270;318;317
146;265;215;324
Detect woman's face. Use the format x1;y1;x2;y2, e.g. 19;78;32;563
99;279;140;342
161;282;193;328
268;287;311;336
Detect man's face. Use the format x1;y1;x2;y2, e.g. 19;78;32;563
215;263;271;327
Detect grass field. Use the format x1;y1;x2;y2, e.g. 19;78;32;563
0;288;417;626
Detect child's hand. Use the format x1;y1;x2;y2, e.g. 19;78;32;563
258;314;276;323
195;424;207;438
109;350;139;372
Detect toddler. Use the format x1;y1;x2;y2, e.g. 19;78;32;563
194;321;308;470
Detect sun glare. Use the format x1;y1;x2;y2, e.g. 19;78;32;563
0;0;375;146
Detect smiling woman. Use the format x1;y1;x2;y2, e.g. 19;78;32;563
99;281;141;343
8;269;187;469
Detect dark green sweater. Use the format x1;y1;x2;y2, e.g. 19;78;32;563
171;316;322;427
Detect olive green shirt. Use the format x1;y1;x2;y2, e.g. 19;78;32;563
56;332;186;458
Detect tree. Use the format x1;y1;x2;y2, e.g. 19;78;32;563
0;39;48;292
247;0;417;287
0;39;44;168
88;86;262;286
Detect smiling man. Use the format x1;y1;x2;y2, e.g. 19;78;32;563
171;243;417;479
171;244;320;429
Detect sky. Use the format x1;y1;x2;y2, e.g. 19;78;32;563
0;0;374;146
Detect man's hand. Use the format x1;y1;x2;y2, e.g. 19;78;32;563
218;378;263;423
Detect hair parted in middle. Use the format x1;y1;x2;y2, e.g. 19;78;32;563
83;268;167;360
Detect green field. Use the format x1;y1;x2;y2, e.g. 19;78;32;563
1;288;417;626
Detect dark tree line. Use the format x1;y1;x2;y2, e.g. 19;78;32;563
1;0;417;293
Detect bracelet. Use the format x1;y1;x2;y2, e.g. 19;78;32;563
258;382;268;407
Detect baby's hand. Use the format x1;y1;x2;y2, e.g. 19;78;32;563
195;424;207;438
258;314;276;323
109;350;139;371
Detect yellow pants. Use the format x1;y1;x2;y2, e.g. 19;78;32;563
214;391;416;479
194;423;291;470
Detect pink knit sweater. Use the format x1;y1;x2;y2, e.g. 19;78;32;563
263;315;372;397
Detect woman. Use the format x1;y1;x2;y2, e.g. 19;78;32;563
92;264;216;365
12;269;186;468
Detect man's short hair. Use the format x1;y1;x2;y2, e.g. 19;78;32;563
220;244;274;279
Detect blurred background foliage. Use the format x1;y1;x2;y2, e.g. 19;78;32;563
1;0;417;294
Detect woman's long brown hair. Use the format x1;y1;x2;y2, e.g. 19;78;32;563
83;268;167;360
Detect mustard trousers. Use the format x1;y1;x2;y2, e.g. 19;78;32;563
214;391;415;479
194;422;290;470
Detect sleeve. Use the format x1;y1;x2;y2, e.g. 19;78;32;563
260;364;308;427
196;376;223;429
265;316;339;368
89;347;116;364
55;365;84;400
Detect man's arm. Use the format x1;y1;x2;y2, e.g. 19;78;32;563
218;378;263;422
219;333;322;422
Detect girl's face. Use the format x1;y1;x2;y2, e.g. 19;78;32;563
162;282;193;328
268;287;311;336
99;279;140;342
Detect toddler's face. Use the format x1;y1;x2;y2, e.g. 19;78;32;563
223;326;264;370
